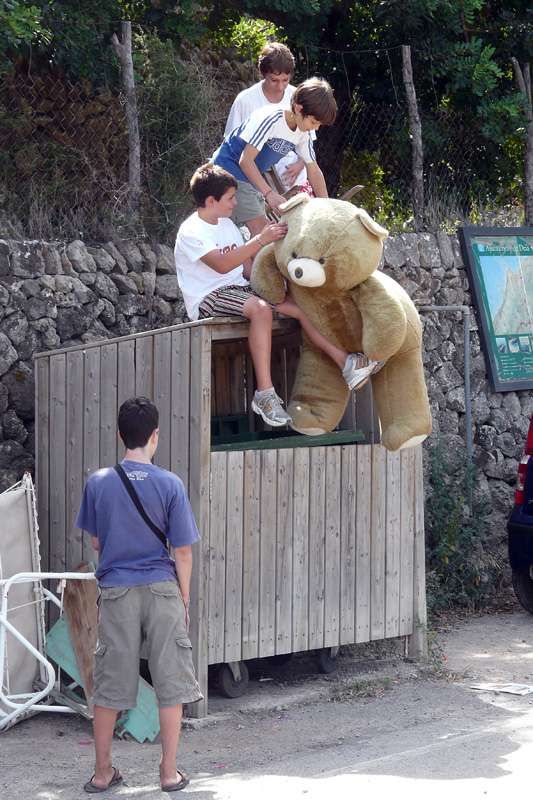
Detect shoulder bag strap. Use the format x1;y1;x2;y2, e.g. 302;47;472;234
114;464;168;550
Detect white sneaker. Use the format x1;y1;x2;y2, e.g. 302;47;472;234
252;389;292;427
342;353;386;391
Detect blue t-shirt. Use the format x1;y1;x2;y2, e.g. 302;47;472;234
212;105;316;185
76;460;200;587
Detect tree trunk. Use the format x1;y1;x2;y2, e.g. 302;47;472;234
511;58;533;226
112;21;141;216
402;45;424;231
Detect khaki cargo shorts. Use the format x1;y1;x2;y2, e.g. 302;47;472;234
92;581;203;710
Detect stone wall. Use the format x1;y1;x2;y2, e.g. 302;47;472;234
0;234;523;582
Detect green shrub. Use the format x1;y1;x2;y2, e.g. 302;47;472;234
136;32;236;240
424;438;498;615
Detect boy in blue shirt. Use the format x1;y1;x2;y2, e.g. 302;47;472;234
77;396;202;794
212;77;336;238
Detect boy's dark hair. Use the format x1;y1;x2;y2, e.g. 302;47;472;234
291;78;337;126
190;164;238;207
258;42;295;76
118;396;159;450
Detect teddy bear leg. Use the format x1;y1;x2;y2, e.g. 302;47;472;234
370;349;432;451
288;347;351;435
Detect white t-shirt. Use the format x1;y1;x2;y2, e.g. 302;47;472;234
224;81;310;189
174;212;248;320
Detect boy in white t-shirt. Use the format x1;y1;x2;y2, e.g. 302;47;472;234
174;165;384;427
224;42;311;192
212;77;336;239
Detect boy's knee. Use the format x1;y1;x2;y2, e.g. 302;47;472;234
244;296;273;321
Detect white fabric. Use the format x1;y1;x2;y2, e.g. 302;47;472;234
225;81;309;189
0;478;42;712
174;212;248;320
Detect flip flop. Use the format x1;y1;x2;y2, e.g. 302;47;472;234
84;766;123;793
161;770;189;792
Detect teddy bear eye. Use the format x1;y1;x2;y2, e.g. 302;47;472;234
291;252;297;259
319;258;325;265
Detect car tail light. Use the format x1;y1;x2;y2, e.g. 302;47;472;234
516;455;530;505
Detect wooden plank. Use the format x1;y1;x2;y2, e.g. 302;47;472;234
224;451;244;662
241;450;261;660
370;445;386;640
208;452;227;665
308;447;326;650
355;383;380;444
63;563;99;711
211;317;299;342
65;350;85;570
35;357;50;571
82;348;101;565
275;448;293;654
399;448;415;635
339;393;356;431
285;343;301;402
135;335;153;398
385;450;402;638
292;447;309;653
339;445;357;645
270;344;288;407
117;339;136;403
258;449;277;657
99;344;118;468
355;445;371;642
170;328;190;488
211;429;363;453
408;445;428;657
187;325;211;718
153;332;172;471
324;446;341;647
229;354;246;415
49;354;67;572
214;355;231;416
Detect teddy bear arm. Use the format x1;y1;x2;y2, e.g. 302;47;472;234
351;277;407;361
250;245;287;305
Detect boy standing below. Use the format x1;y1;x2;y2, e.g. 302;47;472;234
77;396;202;794
212;77;336;238
224;42;311;193
174;165;383;427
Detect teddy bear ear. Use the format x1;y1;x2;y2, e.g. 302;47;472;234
354;207;389;242
280;194;310;215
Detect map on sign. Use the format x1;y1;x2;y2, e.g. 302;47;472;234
459;228;533;391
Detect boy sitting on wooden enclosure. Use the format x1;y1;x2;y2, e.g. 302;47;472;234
174;164;383;427
76;396;202;793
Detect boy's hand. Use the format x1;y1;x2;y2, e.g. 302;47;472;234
265;191;288;216
260;221;288;244
281;160;304;187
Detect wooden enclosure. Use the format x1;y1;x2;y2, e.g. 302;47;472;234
35;317;426;718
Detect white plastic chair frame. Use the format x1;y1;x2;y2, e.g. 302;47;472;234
0;570;97;731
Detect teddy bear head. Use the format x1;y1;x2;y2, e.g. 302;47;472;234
273;194;388;293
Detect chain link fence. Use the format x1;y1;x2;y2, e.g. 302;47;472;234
0;69;128;240
0;53;525;242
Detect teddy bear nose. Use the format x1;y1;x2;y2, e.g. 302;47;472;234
287;257;326;287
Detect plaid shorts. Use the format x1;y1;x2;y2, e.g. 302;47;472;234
198;284;274;319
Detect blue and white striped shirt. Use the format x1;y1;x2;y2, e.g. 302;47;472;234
212;105;316;184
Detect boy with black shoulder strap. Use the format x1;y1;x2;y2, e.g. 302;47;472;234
76;396;202;794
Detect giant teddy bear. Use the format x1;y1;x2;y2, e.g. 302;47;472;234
250;194;432;451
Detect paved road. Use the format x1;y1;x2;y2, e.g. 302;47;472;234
2;610;533;800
